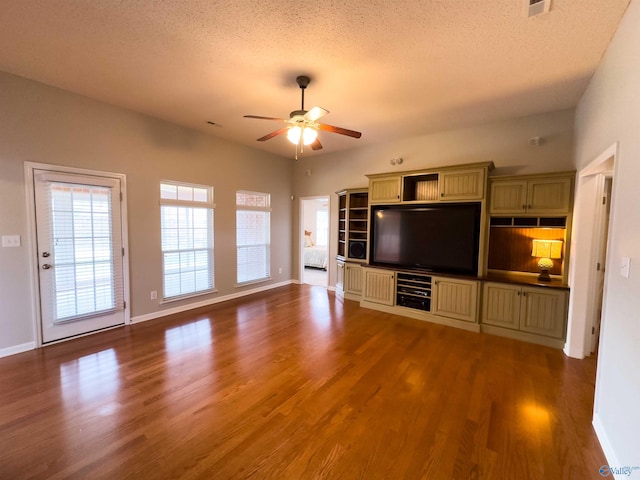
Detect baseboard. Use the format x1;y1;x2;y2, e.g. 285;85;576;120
593;413;626;479
359;300;481;333
131;280;294;324
0;342;36;359
480;324;565;349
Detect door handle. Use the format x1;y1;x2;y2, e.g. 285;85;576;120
42;264;52;270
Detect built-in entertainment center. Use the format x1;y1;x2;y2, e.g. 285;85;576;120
335;162;575;348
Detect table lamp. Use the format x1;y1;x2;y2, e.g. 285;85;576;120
531;239;563;281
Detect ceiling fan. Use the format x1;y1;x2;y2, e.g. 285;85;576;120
244;75;362;158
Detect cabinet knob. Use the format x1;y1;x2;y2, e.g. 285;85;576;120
522;204;526;210
441;193;444;197
522;291;527;297
528;204;532;209
517;291;521;296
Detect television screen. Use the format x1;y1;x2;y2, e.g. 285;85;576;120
370;203;481;275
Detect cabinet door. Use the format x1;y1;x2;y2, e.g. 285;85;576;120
526;177;573;214
344;263;363;295
489;180;527;214
432;277;479;322
439;169;485;201
519;287;567;339
369;176;401;203
481;282;521;330
362;269;395;306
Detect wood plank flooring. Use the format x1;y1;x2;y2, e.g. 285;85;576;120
0;285;605;479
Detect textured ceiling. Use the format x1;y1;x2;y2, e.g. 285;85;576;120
0;0;631;158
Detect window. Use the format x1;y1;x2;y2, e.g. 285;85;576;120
48;182;119;320
236;191;270;284
160;182;214;299
315;209;329;246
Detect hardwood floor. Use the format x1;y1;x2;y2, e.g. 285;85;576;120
0;285;604;479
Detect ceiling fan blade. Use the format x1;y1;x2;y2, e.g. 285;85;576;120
257;127;289;142
317;123;362;139
244;115;288;122
310;139;323;151
304;107;329;122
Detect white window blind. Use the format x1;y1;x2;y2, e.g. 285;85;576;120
236;191;270;284
160;182;214;299
316;209;329;246
45;182;123;321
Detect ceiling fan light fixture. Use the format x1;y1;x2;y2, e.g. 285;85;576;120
302;126;318;145
244;75;361;155
287;126;302;144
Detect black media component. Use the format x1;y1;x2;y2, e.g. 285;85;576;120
396;294;430;311
369;202;481;275
348;240;367;259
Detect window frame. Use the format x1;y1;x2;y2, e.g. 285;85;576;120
159;180;216;302
235;190;271;286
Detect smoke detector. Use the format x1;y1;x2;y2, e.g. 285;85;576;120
526;0;551;17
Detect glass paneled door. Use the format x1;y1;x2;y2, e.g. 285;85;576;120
33;170;126;343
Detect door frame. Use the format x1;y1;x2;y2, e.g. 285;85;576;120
565;142;618;359
24;162;131;347
299;195;331;288
588;175;613;353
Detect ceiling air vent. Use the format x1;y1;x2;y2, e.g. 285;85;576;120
527;0;551;17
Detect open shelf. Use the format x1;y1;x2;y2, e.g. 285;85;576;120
403;174;439;202
396;272;432;312
337;189;369;262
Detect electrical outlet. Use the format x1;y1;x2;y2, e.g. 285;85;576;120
1;235;21;247
150;291;157;300
278;267;283;274
620;257;631;278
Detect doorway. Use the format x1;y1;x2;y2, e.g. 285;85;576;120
301;196;330;287
566;142;616;359
26;163;130;344
590;176;613;353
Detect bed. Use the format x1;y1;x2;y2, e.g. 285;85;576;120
304;245;328;270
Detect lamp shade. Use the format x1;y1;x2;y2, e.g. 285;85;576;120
302;127;318;145
287;126;318;146
287;126;302;144
531;239;562;259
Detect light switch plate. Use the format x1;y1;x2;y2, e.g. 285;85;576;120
1;235;21;247
620;257;631;278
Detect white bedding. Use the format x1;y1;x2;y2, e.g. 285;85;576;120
304;245;328;270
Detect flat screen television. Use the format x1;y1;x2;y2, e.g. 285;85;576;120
369;202;481;275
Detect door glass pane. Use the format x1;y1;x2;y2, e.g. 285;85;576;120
50;183;116;322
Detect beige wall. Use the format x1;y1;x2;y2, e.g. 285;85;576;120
292;109;576;286
573;0;640;466
0;71;293;353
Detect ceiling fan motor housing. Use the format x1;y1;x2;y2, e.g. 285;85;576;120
296;75;311;89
